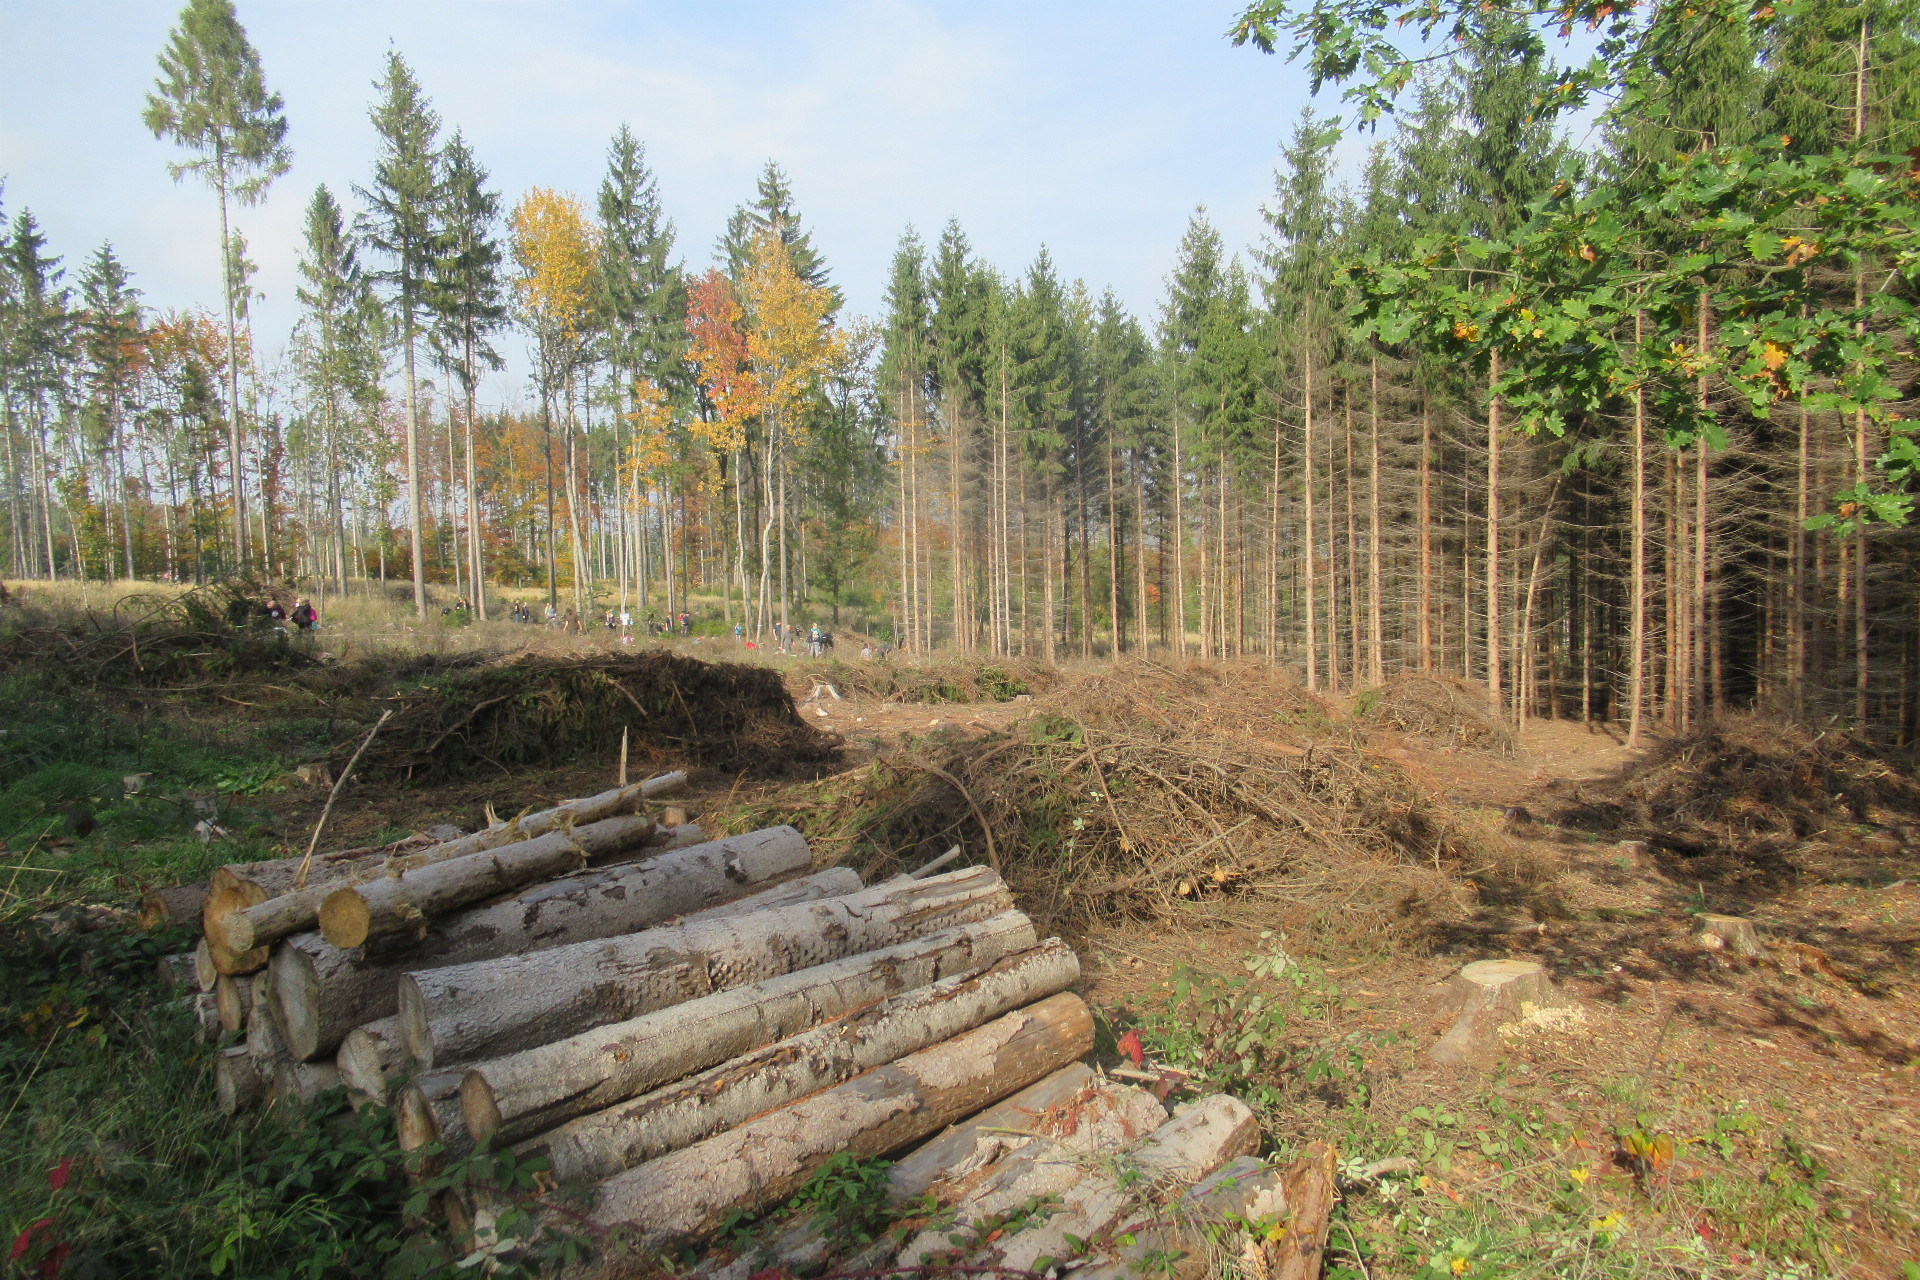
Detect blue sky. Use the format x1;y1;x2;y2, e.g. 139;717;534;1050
1;0;1365;401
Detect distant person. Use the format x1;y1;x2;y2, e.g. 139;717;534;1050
544;602;558;627
861;643;873;661
265;599;287;625
290;598;317;632
679;612;691;636
733;622;743;642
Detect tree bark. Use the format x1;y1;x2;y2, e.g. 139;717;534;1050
397;866;1014;1069
569;991;1094;1249
345;867;861;1110
514;936;1074;1184
267;827;817;1062
1486;354;1502;717
465;910;1033;1148
317;814;661;949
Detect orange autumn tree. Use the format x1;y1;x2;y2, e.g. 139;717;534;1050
739;231;841;636
510;187;599;607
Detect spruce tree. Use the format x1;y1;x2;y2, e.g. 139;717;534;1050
430;130;507;615
720;161;838;309
597;125;685;389
4;210;74;579
295;184;376;592
356;51;442;617
143;0;288;570
79;243;143;579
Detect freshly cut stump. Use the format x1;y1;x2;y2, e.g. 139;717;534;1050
336;1016;407;1107
571;991;1095;1248
465;911;1034;1147
399;866;1012;1068
1428;959;1578;1068
515;937;1077;1183
268;827;816;1061
1694;913;1762;958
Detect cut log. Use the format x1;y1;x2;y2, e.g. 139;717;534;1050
216;1044;269;1115
400;865;1012;1069
397;1071;473;1168
575;991;1094;1247
215;972;254;1034
157;951;199;993
699;1064;1103;1280
961;1094;1259;1274
226;815;709;957
270;1060;342;1108
1267;1141;1339;1280
337;1016;407;1108
246;972;282;1059
467;911;1030;1148
268;827;819;1062
181;992;221;1041
514;937;1077;1182
1694;913;1762;957
139;880;208;932
203;775;684;968
1072;1155;1278;1280
650;823;705;851
193;939;218;993
319;813;659;949
1428;958;1579;1068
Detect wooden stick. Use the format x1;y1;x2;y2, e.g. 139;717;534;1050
296;708;391;890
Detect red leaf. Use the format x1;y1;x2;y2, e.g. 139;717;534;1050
1116;1030;1144;1067
39;1242;70;1279
47;1159;73;1192
10;1220;52;1263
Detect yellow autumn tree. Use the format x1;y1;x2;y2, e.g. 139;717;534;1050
509;188;599;606
740;230;842;634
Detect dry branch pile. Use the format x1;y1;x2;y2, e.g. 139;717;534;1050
1357;673;1517;756
730;661;1508;936
787;654;1061;705
1554;715;1920;885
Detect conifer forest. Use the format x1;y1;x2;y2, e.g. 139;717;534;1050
4;0;1920;743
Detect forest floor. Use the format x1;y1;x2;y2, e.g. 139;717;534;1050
1;586;1916;1278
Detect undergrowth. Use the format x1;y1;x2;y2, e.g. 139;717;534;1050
1113;941;1874;1279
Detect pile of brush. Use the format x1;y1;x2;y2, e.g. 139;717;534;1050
730;661;1504;937
1357;673;1517;756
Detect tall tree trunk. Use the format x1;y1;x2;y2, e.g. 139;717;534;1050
1367;353;1383;684
1486;355;1502;717
1629;313;1648;747
1172;404;1187;659
1302;344;1318;691
1419;392;1433;673
1694;293;1710;729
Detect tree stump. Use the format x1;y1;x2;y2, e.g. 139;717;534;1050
1694;913;1762;957
1427;959;1578;1068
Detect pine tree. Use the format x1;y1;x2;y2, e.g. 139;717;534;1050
430;130;507;616
79;243;143;579
597;125;685;388
143;0;289;570
3;210;75;579
357;51;442;617
720;161;838;309
881;229;935;650
294;184;376;592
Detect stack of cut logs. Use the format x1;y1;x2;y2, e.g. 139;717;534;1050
164;771;1327;1278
